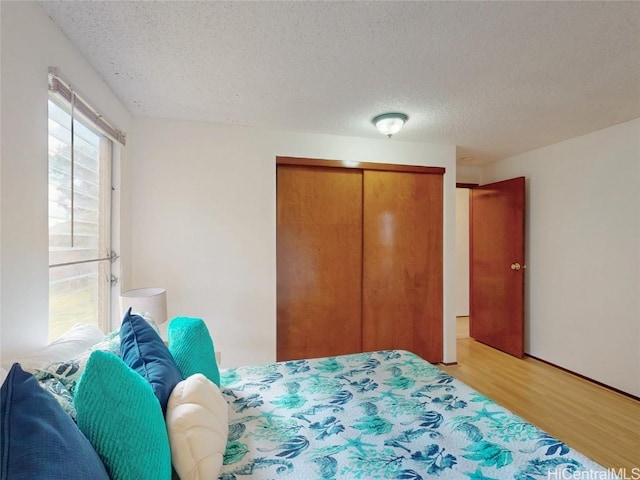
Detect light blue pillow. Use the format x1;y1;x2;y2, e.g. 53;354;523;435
0;363;109;480
74;350;171;480
168;317;220;386
38;377;76;420
120;308;183;413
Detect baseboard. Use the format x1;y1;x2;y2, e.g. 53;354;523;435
525;354;640;402
440;361;458;366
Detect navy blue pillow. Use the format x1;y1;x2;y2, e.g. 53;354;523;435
120;308;183;413
0;363;109;480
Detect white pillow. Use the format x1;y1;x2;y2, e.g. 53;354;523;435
166;374;229;480
6;323;105;372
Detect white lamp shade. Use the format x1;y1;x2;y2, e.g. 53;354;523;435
120;287;167;329
372;112;409;137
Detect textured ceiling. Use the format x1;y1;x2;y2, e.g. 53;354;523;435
39;1;640;164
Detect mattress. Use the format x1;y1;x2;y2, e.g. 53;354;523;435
218;350;608;479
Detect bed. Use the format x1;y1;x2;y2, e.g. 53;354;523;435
1;319;610;480
218;350;607;480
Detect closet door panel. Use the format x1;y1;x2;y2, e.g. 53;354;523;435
277;166;363;361
362;171;443;362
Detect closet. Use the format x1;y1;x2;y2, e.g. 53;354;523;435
276;157;443;363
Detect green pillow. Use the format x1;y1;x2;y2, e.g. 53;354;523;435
34;315;161;410
74;351;171;480
32;329;123;420
168;317;220;386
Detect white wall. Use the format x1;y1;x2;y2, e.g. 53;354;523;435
454;166;477;320
456;164;481;185
131;118;457;367
0;2;132;361
455;188;470;316
481;118;640;396
0;2;456;369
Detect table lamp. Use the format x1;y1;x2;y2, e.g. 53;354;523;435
120;287;168;338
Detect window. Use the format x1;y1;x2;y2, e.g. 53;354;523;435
47;70;125;340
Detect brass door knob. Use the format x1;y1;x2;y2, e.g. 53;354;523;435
511;263;521;270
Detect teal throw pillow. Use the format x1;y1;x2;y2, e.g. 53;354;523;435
74;350;171;480
0;363;109;480
168;317;220;386
32;328;122;418
120;308;183;413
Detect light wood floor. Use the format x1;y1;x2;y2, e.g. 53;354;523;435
440;317;640;471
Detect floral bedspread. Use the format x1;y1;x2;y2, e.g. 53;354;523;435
218;350;607;479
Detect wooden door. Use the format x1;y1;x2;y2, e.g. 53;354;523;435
470;177;525;358
362;171;443;362
276;166;363;361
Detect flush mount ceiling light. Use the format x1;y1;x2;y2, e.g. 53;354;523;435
372;112;408;138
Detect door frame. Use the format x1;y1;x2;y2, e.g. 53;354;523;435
456;182;478;332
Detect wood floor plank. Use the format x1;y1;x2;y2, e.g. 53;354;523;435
440;331;640;471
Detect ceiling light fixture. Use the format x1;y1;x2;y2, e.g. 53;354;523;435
372;112;408;138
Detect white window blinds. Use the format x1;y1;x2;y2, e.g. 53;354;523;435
48;67;126;146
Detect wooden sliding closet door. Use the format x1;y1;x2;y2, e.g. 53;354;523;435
362;171;443;362
276;166;363;361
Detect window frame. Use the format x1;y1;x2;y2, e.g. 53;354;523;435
47;91;114;339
